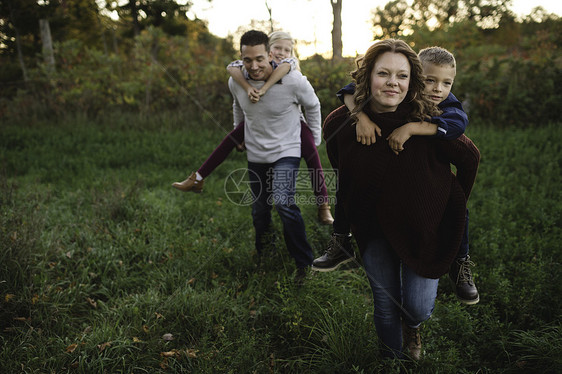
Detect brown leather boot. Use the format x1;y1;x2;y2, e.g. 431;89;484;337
402;321;422;361
317;203;334;225
172;172;204;193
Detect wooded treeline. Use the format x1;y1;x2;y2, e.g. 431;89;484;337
0;0;560;126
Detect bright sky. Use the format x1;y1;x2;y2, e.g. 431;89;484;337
188;0;562;58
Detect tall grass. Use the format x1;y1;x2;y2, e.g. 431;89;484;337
0;113;560;373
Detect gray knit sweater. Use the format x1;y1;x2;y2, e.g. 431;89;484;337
228;70;321;163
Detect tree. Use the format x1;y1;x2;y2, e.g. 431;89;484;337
265;0;274;34
330;0;342;61
372;0;410;39
371;0;514;40
106;0;207;37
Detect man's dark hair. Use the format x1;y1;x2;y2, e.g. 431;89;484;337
240;30;269;53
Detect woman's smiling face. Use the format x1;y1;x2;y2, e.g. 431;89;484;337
369;52;411;113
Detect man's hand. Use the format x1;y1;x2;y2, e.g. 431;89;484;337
387;124;413;155
355;112;381;145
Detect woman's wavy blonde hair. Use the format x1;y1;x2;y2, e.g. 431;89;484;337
350;39;440;121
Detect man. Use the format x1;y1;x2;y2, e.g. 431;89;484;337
228;30;322;283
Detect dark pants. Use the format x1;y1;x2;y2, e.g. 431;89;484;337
248;157;314;269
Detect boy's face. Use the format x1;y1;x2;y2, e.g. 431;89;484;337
422;63;456;104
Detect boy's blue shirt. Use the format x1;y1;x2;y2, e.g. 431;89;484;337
336;82;468;140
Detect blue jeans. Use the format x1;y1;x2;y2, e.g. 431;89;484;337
362;236;439;359
248;157;313;269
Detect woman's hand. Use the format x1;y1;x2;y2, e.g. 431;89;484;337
355;112;382;145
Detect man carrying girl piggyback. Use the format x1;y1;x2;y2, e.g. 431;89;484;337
173;31;335;226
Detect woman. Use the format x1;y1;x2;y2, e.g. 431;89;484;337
323;39;480;359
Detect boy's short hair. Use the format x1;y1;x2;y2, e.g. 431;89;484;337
418;46;456;69
240;30;269;53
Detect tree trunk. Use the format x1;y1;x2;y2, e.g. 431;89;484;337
39;19;56;74
130;0;140;36
331;0;343;61
8;4;28;81
265;0;274;34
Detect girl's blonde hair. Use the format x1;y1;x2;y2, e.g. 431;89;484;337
351;39;439;121
268;31;300;71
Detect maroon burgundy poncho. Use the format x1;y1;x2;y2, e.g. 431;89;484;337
324;104;480;279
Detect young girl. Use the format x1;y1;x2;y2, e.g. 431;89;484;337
172;31;334;225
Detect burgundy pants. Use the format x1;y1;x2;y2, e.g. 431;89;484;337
198;121;329;204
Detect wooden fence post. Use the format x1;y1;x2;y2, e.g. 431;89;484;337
39;19;56;74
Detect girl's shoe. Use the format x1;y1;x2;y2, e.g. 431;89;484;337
172;172;204;193
317;203;334;225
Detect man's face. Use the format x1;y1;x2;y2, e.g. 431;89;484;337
241;44;272;81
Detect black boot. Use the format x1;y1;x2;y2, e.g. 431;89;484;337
311;233;355;272
449;255;480;305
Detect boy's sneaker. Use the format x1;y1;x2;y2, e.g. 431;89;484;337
449;255;480;305
311;233;355;272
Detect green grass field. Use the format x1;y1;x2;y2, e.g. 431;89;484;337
1;113;560;373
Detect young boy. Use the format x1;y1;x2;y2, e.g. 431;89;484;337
312;46;480;305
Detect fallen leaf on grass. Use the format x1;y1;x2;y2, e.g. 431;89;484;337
160;350;180;358
133;337;143;343
5;294;15;302
86;297;97;308
187;278;196;285
142;325;150;333
162;333;174;341
66;343;78;353
97;342;111;352
155;312;164;319
160;349;198;359
31;294;39;304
